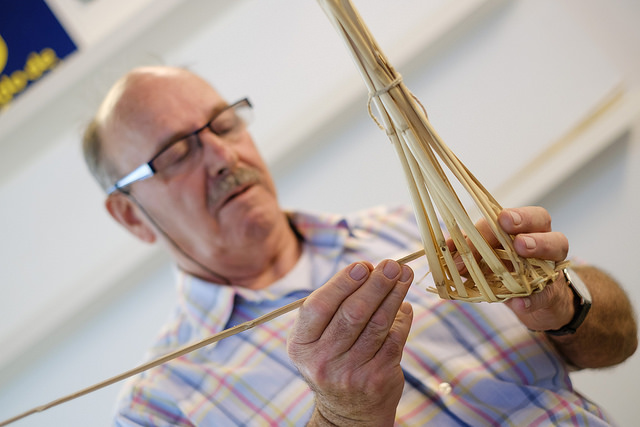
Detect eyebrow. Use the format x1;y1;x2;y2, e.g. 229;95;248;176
155;102;231;153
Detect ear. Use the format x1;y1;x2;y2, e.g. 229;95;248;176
105;192;157;243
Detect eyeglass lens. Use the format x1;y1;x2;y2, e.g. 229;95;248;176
150;101;252;175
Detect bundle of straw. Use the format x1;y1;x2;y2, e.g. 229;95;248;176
317;0;566;302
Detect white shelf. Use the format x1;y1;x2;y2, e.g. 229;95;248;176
495;88;640;208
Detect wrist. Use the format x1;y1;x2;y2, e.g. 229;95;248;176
545;268;592;336
554;276;576;327
311;403;394;427
308;408;338;427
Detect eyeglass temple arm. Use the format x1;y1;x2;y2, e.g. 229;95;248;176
107;163;154;195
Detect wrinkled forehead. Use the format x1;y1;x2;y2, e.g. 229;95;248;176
103;68;222;137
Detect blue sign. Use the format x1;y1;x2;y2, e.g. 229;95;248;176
0;0;77;108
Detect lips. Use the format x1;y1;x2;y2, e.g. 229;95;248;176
220;183;252;208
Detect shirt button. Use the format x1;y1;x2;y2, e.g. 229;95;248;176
438;382;452;395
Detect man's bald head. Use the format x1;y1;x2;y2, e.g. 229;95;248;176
82;66;213;192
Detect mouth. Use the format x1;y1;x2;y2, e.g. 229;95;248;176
219;183;254;209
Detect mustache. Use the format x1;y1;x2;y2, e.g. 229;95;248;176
208;167;261;207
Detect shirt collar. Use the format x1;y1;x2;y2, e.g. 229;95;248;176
286;210;353;288
176;271;236;336
287;210;353;248
175;210;353;336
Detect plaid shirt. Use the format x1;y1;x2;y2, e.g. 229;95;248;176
114;205;612;426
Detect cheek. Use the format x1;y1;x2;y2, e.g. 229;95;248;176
147;177;209;224
218;187;279;230
261;172;278;198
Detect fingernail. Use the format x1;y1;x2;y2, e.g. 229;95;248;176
350;263;368;281
510;210;522;225
522;236;536;249
400;265;412;282
522;297;531;309
400;302;413;315
383;260;400;279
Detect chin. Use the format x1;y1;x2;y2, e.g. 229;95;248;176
244;203;284;239
222;195;283;240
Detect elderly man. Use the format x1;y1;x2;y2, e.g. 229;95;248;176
83;66;636;426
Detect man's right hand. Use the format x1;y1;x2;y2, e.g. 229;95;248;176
287;260;414;426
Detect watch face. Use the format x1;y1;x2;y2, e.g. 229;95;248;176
565;268;592;304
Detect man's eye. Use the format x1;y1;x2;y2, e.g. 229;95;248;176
211;112;239;135
155;139;193;170
168;139;192;162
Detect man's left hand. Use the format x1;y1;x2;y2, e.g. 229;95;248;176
488;207;573;331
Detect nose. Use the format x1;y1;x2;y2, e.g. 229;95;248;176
199;129;238;177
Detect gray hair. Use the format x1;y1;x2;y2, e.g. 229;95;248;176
82;116;119;193
81;65;197;193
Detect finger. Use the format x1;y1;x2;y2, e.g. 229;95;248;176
450;220;496;274
512;231;568;262
347;264;414;360
376;301;413;366
475;217;500;247
457;207;553;255
498;207;552;234
505;275;574;330
326;260;409;354
290;261;374;345
505;283;554;315
364;301;413;394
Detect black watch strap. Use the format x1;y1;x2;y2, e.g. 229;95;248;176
545;268;592;336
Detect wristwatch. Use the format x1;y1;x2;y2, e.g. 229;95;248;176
544;268;592;336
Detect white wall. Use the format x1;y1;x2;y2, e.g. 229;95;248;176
537;1;640;424
0;1;638;426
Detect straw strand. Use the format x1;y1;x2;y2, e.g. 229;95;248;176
0;249;425;426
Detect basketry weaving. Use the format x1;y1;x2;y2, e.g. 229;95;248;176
317;0;567;302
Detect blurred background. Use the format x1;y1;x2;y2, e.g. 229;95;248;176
0;0;638;425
